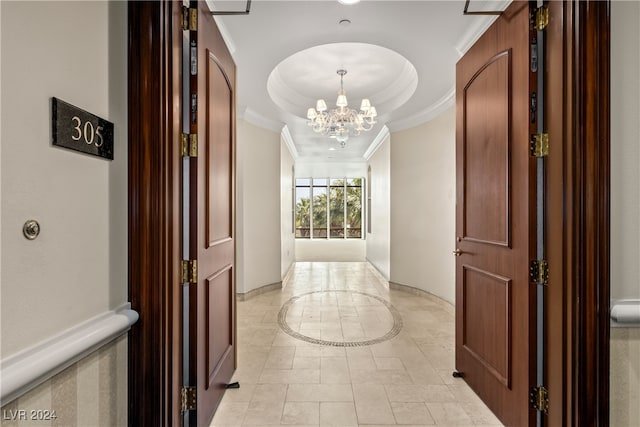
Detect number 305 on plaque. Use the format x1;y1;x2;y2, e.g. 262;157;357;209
51;97;114;160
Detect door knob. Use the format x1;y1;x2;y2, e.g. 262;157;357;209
452;249;463;256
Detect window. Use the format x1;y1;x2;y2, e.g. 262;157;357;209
295;177;363;239
346;178;362;238
330;179;345;237
295;179;311;238
312;178;328;238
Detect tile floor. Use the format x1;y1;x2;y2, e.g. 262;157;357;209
210;262;503;427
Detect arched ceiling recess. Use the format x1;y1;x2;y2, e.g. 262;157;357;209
267;43;418;123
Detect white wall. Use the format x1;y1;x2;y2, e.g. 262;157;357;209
280;135;296;279
295;159;367;179
610;2;640;425
296;239;366;262
1;0;127;357
390;107;456;303
366;134;391;279
236;119;282;294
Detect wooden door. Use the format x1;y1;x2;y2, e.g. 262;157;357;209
454;2;535;426
188;2;237;425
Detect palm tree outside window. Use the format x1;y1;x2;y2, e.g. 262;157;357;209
295;177;363;239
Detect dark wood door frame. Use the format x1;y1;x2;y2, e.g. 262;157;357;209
128;2;182;426
567;1;610;424
125;0;611;425
546;1;610;425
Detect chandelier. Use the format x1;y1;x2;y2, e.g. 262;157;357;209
306;69;378;147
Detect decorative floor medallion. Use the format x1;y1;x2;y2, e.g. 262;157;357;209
277;290;403;347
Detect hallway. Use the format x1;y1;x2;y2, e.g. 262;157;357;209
210;262;502;426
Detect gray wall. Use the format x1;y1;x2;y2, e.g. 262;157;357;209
610;1;640;424
0;1;129;422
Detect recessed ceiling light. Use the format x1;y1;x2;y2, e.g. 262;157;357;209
338;0;360;5
329;147;336;151
339;19;351;26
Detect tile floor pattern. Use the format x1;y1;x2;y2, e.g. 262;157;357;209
211;262;503;427
277;290;403;347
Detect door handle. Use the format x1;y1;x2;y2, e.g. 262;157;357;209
453;249;463;256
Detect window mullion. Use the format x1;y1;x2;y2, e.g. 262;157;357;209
309;181;313;240
326;180;330;240
343;180;347;239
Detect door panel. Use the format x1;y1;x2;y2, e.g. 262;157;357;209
462;266;511;387
206;267;233;386
188;2;236;426
455;2;535;426
206;54;233;245
463;51;510;247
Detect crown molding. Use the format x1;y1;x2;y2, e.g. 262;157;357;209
295;158;367;166
363;125;390;161
281;126;298;160
455;0;510;57
206;1;237;56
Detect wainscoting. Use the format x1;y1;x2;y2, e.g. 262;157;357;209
0;335;127;427
610;328;640;426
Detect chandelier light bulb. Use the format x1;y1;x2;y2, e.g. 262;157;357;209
307;108;317;120
316;99;327;112
336;93;348;108
360;99;371;111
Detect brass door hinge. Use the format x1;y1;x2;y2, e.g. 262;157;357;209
530;386;549;413
534;5;549;31
182;6;198;31
181;386;196;412
530;259;549;285
181;260;198;283
181;133;198;157
530;133;549;157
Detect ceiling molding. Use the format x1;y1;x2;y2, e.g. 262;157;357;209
207;1;237;55
363;126;390;161
294;159;368;180
281;126;299;160
296;158;367;165
386;88;455;132
455;0;511;56
239;106;284;133
266;68;316;117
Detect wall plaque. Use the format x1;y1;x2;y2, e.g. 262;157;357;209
51;97;114;160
